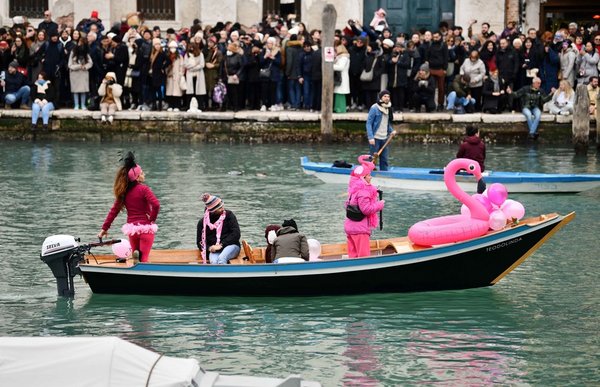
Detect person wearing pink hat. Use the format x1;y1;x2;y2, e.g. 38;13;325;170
98;152;160;263
197;193;241;264
344;155;385;258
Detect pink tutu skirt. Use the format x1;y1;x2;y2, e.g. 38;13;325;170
121;223;158;236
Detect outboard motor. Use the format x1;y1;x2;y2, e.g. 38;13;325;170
40;235;84;297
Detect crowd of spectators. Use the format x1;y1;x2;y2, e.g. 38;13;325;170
0;8;599;123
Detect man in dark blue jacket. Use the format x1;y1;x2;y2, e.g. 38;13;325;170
2;60;30;108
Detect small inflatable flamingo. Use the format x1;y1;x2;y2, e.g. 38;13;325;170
408;159;491;246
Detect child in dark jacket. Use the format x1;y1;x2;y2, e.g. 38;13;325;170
457;125;486;171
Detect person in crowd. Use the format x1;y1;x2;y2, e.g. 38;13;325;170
495;38;519;89
348;36;367;111
540;42;560;94
244;44;261;111
575;41;599;85
183;41;207;111
123;34;139;110
38;10;59;36
587;76;598;115
29;30;47;82
559;41;577;87
111;36;129;88
479;40;497;74
482;68;510;114
87;31;103;100
43;31;64;82
545;79;574;115
456;125;486;171
309;36;322;112
521;37;540;87
459;50;486;110
10;36;29;70
259;36;282;112
411;63;436;112
68;37;93;109
298;40;314;111
344;155;385;258
223;41;245;111
271;219;309;262
98;71;122;124
511;77;552;140
2;60;30;108
361;42;384;108
30;71;56;130
196;193;241;265
446;74;475;113
333;42;350;113
285;34;302;110
149;37;170;111
165;40;185;111
0;41;11;75
425;31;449;111
57;29;75;107
98;151;160;263
366;90;396;171
387;41;411;112
134;29;153;110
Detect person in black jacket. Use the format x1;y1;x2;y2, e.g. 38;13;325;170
425;31;449;111
197;193;241;265
411;63;436;112
309;44;322;111
30;71;56;130
495;38;519;88
149;38;170;111
2;61;30;108
298;41;314;110
387;42;411;111
38;10;59;36
348;36;367;110
43;31;65;82
482;68;510;113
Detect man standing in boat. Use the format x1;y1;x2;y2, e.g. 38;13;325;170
197;193;241;264
366;90;396;171
456;125;486;172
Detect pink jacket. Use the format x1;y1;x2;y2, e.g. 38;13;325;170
344;177;384;235
102;183;160;231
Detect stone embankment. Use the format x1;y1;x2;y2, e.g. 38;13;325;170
0;108;596;144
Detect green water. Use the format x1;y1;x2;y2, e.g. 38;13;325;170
0;141;599;386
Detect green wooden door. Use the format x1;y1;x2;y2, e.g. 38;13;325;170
363;0;455;34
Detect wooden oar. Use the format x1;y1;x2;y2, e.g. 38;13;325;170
372;131;396;167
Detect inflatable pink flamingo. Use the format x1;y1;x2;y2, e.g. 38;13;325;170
408;159;490;246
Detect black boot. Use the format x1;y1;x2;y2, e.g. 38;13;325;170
157;100;163;111
31;123;37;131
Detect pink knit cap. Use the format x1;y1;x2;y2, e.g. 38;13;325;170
127;164;143;181
350;155;375;178
202;193;224;212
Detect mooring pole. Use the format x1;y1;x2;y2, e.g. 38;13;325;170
320;4;337;142
572;83;590;155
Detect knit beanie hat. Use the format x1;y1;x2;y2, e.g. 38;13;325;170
351;155;375;178
282;219;298;231
202;193;224;213
378;89;390;100
8;60;19;69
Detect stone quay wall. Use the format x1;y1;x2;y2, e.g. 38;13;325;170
0;109;596;145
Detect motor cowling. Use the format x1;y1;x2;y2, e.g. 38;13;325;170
40;235;83;297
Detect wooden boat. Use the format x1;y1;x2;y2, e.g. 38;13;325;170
301;157;600;193
41;212;574;297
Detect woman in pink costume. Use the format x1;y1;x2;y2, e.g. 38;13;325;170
98;152;160;262
344;155;385;258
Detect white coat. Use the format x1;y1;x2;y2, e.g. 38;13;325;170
184;52;207;95
333;54;350;95
165;55;185;97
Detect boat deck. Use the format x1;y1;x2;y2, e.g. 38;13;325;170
83;214;558;268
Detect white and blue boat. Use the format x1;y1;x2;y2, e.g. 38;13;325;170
301;156;600;193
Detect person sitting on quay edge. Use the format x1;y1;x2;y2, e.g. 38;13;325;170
366;89;396;171
410;63;436;113
2;60;30;109
446;73;475;114
482;68;510;114
98;72;122;124
510;77;552;140
30;71;57;131
271;219;309;262
197;193;241;265
456;125;486;172
545;79;574;116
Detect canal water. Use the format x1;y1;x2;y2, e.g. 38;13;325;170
0;141;598;385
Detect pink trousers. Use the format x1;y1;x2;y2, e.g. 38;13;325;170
129;233;155;262
346;234;371;258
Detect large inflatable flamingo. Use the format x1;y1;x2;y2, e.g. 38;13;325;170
408;159;490;246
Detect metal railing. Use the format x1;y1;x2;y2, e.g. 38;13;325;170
137;0;176;20
9;0;46;18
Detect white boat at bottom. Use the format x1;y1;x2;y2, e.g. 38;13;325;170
300;156;600;193
0;336;320;387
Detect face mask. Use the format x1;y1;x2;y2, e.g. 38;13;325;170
169;47;177;53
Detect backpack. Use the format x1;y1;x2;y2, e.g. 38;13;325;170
212;80;227;104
